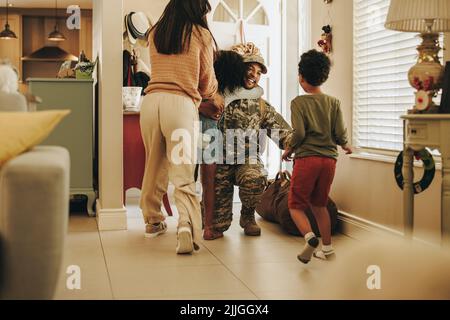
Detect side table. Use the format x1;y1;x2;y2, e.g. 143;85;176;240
401;114;450;247
123;111;173;216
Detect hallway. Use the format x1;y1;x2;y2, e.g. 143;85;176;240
54;196;356;300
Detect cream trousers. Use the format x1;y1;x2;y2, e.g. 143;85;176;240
139;92;202;246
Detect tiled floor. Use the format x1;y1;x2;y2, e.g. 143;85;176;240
54;196;360;300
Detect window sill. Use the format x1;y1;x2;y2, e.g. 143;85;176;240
349;152;397;165
349;151;442;171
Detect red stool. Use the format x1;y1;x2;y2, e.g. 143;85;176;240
123;112;173;216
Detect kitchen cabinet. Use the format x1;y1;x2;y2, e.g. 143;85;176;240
79;12;93;61
1;10;92;82
22;16;80;80
28;78;97;216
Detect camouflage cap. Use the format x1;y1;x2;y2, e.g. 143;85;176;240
231;42;267;74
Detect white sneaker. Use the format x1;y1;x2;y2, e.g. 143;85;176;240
313;249;336;261
176;223;194;254
144;221;167;238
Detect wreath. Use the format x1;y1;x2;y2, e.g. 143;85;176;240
394;149;435;194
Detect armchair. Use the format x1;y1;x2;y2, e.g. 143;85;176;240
0;146;70;299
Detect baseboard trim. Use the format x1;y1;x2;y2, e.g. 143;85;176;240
96;199;128;231
338;211;442;247
337;210;403;241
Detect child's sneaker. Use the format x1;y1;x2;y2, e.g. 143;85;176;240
313;249;336;261
145;221;167;238
297;233;319;264
176;222;194;254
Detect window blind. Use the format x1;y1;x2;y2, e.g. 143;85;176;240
353;0;443;151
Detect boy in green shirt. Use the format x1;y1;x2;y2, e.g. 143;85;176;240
282;50;352;264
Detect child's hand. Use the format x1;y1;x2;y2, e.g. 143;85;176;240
212;93;224;113
342;144;353;155
282;148;294;162
199;100;222;120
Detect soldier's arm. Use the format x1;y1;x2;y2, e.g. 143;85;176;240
261;100;294;150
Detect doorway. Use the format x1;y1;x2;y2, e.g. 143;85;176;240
208;0;283;177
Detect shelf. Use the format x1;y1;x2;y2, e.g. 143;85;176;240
26;78;94;83
22;58;75;62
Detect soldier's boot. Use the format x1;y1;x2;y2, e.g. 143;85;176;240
239;213;261;236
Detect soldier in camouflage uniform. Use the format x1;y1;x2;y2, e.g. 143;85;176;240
210;43;293;237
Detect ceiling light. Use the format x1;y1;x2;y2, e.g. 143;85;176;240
0;0;17;40
48;0;66;42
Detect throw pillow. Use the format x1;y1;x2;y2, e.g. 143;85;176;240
0;110;70;166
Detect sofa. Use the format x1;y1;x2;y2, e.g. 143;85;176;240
0;146;70;299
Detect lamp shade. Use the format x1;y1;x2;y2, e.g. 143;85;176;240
0;23;17;39
48;27;66;42
385;0;450;32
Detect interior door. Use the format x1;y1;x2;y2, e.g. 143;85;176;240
208;0;282;178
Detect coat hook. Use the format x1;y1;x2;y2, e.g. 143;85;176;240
324;0;333;3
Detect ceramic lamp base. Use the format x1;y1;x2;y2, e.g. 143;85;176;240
408;32;444;114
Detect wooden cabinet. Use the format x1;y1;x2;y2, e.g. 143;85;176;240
80;12;93;61
22;16;80;58
28;78;97;216
1;9;92;83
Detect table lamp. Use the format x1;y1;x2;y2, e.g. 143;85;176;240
385;0;450;113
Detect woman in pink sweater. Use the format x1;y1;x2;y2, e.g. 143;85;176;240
140;0;223;254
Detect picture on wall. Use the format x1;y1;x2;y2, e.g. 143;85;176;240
440;61;450;113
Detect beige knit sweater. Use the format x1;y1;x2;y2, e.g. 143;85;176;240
145;26;218;107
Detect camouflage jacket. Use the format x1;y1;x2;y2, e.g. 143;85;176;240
218;94;293;164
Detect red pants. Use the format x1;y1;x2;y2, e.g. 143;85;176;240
288;156;336;210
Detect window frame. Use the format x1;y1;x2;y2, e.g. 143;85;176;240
352;0;444;162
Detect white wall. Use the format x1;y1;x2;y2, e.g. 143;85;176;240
310;0;448;244
283;0;301;121
93;0;127;230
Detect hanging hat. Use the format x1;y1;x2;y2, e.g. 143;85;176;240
124;13;136;45
129;12;149;39
125;12;151;46
231;42;267;74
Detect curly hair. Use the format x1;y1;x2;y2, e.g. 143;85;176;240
214;50;246;94
298;49;331;87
